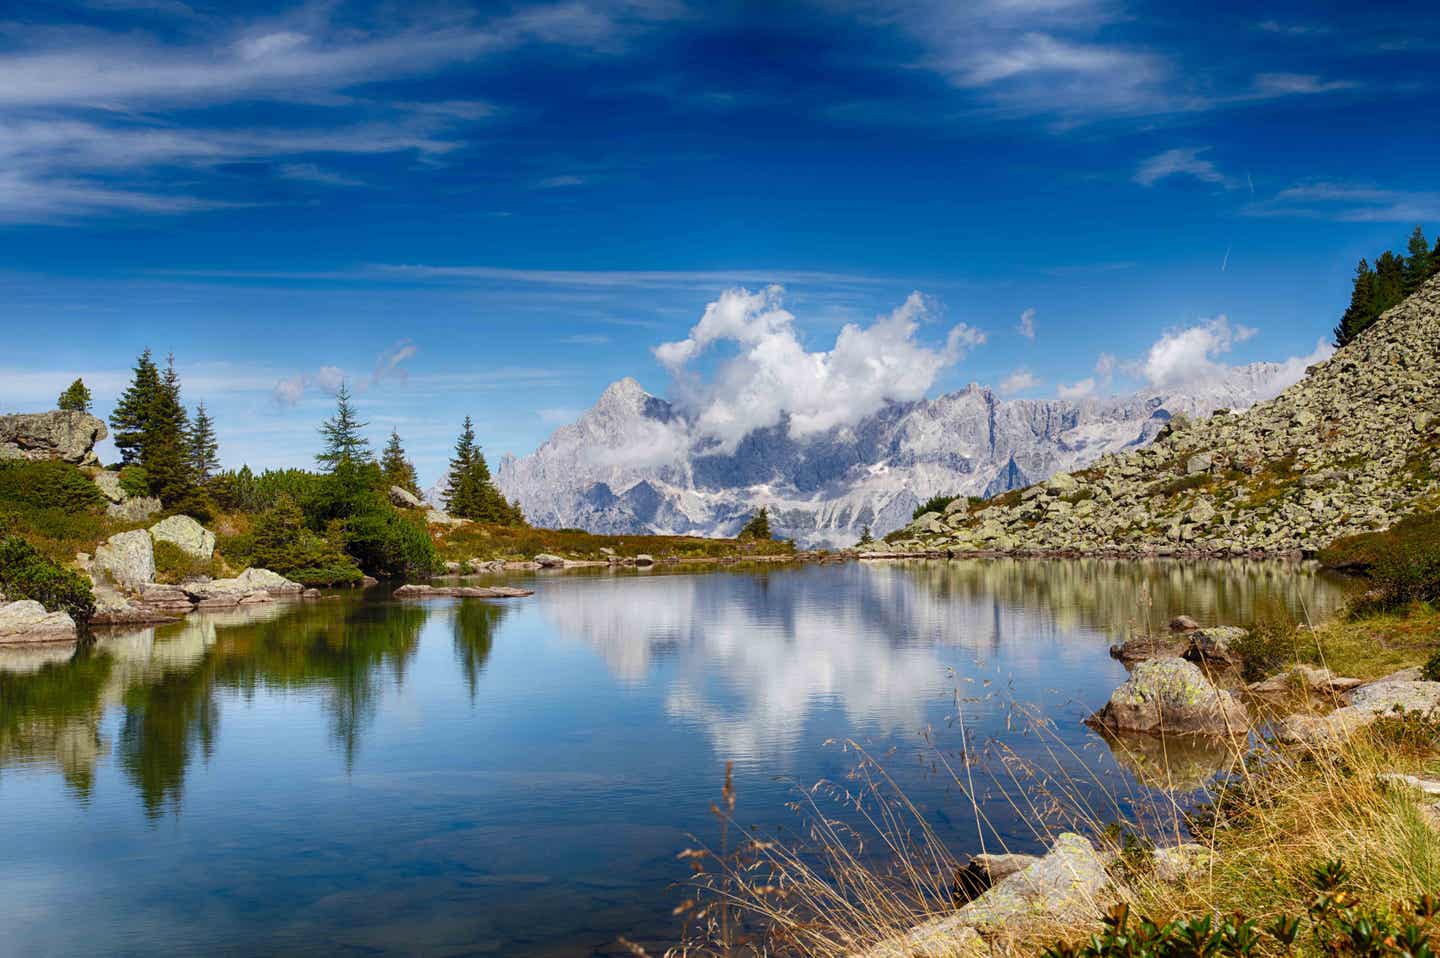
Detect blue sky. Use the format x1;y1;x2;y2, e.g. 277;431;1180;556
1;0;1436;484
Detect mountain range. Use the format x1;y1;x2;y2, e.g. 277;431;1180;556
492;361;1319;548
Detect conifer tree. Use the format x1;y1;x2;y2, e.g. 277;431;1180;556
857;525;874;546
443;417;524;523
1334;259;1376;347
142;353;194;504
188;401;220;482
380;429;421;496
57;378;92;414
1372;250;1404;315
316;382;372;471
739;506;771;540
1403;225;1434;294
110;349;160;464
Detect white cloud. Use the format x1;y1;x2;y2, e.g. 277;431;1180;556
1140;315;1256;388
999;368;1042;395
1244;181;1440;222
1133;147;1235;188
271;343;414;406
372;340;417;386
1056;377;1094;399
1017;307;1036;340
534;174;587;189
654;286;983;450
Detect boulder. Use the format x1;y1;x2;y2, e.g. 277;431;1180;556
860;833;1109;958
533;553;565;568
952;853;1040;904
425;508;469;527
91;470;125;503
392;584;534;599
389;485;424;509
107;496;161;522
1045;472;1079;495
1152;843;1212;883
1378;773;1440;798
1089;657;1249;736
0;411;106;465
185;568;302;606
1248;665;1364;697
634;554;655;567
1277;669;1440;745
0;600;77;642
1185;452;1213;475
1184;626;1249;667
92;529;156;591
148;514;216;560
1169;614;1200;632
1109;635;1188;667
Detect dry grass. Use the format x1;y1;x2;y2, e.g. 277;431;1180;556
434;522;797;563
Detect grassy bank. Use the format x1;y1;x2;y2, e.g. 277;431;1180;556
433;521;798;564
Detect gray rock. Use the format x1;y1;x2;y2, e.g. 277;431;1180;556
425;508;469;527
388;485;424;509
185;568;302;605
1185;452;1213;475
1185;626;1249;667
0;600;77;642
1378;773;1440;798
0;411;106;465
1152;843;1212;882
533;553;566;568
634;554;655;566
1109;635;1189;667
91;469;125;503
107;496;161;522
1169;615;1200;632
1348;674;1440;716
91;529;156;592
1090;657;1249;736
393;584;534;599
1248;665;1363;696
148;514;215;560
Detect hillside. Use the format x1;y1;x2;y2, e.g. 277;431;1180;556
877;276;1440;556
494;362;1313;549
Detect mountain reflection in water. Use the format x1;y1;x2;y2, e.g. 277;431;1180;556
0;559;1350;957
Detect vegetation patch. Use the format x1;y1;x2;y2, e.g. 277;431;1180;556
912;494;958;519
1321;512;1440;613
437;523;795;563
151;540;219;585
0;534;95;623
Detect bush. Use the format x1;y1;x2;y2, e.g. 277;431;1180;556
228;494;362;585
118;464;150;498
1320;512;1440;611
1230;597;1303;682
342;508;439;579
0;535;95;623
912;494;958;519
0;460;103;513
152;540;216;585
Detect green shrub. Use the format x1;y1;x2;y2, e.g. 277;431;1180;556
227;494;362;584
912;494;958;520
0;535;95;623
118;464;150;498
1230;598;1303;682
0;460;103;513
152;540;216;584
1321;512;1440;611
342;508;439;579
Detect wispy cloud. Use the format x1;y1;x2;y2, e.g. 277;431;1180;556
533;174;587;189
370;264;888;288
558;333;612;344
1244;181;1440;222
1016;307;1036;341
998;367;1041;395
1133;146;1236;188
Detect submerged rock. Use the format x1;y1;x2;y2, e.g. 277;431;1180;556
1089;657;1248;736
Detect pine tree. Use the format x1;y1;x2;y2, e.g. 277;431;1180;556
316;382;372;471
57;378;92;414
857;525;874;546
1334;259;1376;347
380;429;421;496
188;401;220;482
443;417;524;523
1432;235;1440;279
110;349;160;465
1372;250;1405;316
739;506;771;540
1403;225;1434;294
142;353;194;505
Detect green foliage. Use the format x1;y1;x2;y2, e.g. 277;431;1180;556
152;540;216;584
0;534;95;623
912;494;958;519
857;525;874;546
739;506;772;540
1229;597;1303;682
0;460;103;513
110;348;160;465
380;429;421;497
1320;512;1440;612
1335;226;1437;346
1424;650;1440;683
141;354;194;506
209;466;321;514
118;464;150;498
228;494;363;586
188;401;220;482
1043;862;1439;958
341;509;439;579
57;378;92;413
316;382;372;471
443;416;524;524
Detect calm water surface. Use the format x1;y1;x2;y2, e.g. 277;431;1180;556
0;559;1351;956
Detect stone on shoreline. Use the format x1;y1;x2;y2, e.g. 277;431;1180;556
148;514;216;560
1247;665;1363;697
393;584;534;599
1184;626;1248;668
1109;635;1188;667
1089;657;1248;736
92;529;157;591
533;553;565;568
0;600;77;642
1277;668;1440;745
1168;615;1200;632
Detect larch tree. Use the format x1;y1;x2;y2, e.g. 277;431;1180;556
57;378;92;414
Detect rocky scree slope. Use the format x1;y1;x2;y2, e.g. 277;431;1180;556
495;362;1311;549
879;276;1440;556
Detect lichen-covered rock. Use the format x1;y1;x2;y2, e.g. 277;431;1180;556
0;411;106;465
1277;670;1440;745
1152;843;1212;882
91;469;125;503
148;514;216;560
0;600;77;642
184;568;303;606
1185;626;1249;667
1109;635;1189;667
533;553;565;568
1090;657;1249;735
1248;665;1363;696
91;529;156;592
389;485;424;509
107;496;162;522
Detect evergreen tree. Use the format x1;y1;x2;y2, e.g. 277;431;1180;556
57;378;92;414
188;401;220;482
142;353;194;505
1334;259;1376;347
857;525;874;546
443;417;524;523
1403;225;1434;294
1432;235;1440;279
380;429;421;496
110;349;161;465
316;382;372;471
1372;250;1405;316
739;506;771;540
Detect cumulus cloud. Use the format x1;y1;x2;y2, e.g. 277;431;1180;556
654;286;984;450
1056;377;1094;399
1140;315;1257;388
999;368;1042;395
1017;307;1036;340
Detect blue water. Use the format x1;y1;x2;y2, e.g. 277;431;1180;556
0;559;1350;956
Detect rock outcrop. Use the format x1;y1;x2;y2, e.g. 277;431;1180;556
148;514;216;560
389;485;424;509
1089;657;1249;736
0;411;106;465
107;497;161;521
91;529;157;591
879;276;1440;556
185;568;303;607
0;600;77;642
1278;668;1440;744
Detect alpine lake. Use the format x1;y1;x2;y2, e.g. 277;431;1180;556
0;558;1354;956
